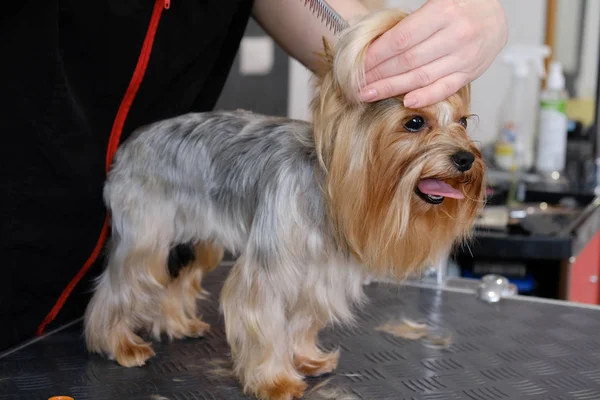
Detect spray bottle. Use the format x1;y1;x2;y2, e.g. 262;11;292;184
494;44;551;172
535;61;569;175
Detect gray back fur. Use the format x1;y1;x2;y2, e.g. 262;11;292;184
105;110;337;269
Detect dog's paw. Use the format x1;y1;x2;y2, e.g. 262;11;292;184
186;318;211;338
294;350;340;377
255;376;308;400
157;316;211;340
170;317;210;339
114;339;155;367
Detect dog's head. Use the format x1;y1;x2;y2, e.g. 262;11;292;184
311;9;486;279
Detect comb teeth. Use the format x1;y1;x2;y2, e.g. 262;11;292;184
302;0;349;35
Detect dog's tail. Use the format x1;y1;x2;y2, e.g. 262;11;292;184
330;9;408;105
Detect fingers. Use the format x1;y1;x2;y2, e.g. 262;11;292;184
364;4;447;73
403;73;469;108
364;29;457;85
360;55;463;103
359;0;507;108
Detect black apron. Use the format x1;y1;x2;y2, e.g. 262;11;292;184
0;0;253;350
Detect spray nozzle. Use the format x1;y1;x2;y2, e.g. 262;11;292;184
547;61;566;90
501;44;551;78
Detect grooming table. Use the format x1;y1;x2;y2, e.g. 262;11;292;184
3;265;600;400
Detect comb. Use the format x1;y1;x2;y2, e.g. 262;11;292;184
301;0;349;35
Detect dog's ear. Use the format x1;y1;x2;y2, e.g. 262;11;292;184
322;37;334;63
313;36;335;78
458;83;472;108
327;9;409;104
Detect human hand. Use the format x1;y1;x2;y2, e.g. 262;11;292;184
360;0;508;108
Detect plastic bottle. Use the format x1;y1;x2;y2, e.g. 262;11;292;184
494;45;551;172
535;61;569;174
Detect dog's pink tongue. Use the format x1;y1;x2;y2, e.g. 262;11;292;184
418;179;464;199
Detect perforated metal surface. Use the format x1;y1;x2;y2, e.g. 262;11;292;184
2;266;600;400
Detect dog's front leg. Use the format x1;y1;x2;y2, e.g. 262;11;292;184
290;306;339;378
221;259;307;400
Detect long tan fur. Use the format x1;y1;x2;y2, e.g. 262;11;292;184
312;9;484;279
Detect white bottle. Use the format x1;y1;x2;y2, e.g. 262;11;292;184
494;63;528;172
535;61;569;174
494;45;550;172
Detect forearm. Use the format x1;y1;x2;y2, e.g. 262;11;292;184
252;0;369;72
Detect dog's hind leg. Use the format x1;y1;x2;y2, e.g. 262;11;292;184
152;241;224;340
221;258;307;400
84;236;170;367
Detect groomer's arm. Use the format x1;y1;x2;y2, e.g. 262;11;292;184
251;0;369;73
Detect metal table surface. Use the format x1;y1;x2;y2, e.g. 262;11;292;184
3;265;600;400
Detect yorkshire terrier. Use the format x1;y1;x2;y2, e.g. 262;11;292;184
84;8;485;400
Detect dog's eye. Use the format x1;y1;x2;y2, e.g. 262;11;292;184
404;116;426;132
459;117;468;128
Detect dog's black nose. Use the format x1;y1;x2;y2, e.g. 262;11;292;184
452;151;475;172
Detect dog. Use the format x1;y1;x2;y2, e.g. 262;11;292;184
84;8;485;400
